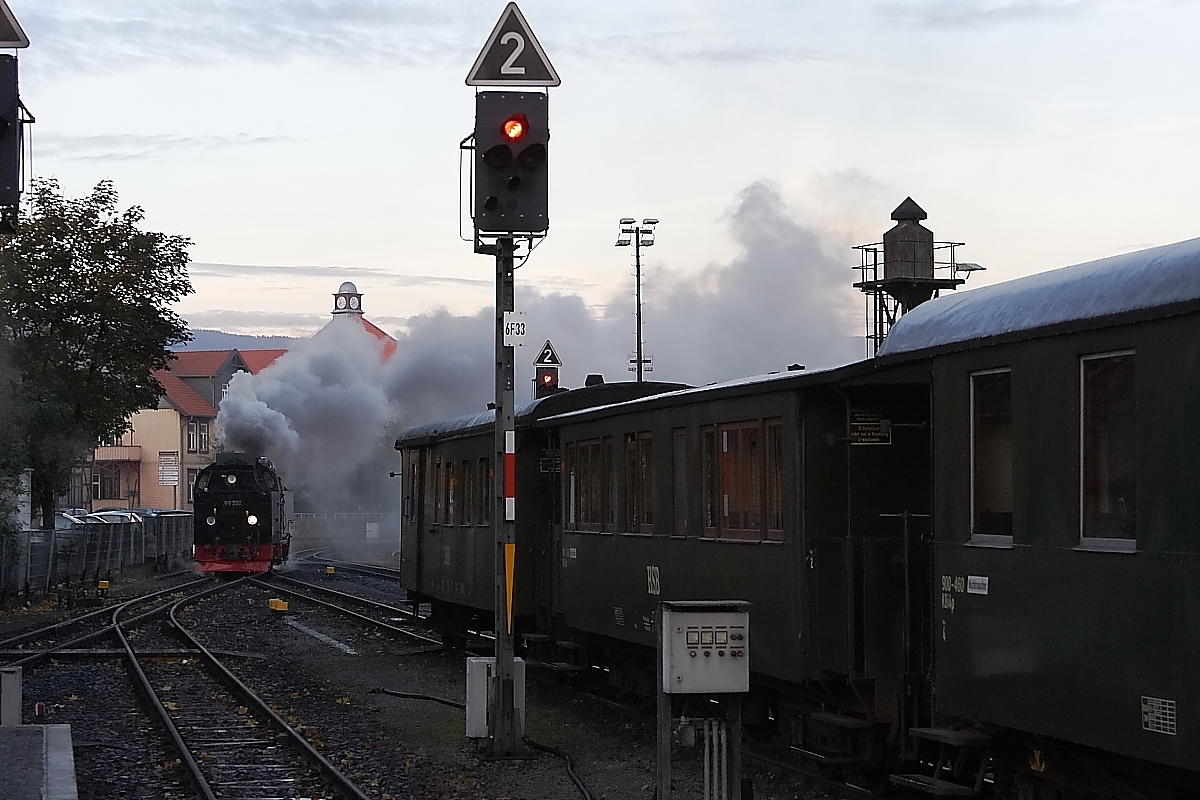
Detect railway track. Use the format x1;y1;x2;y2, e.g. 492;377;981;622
257;573;441;648
0;577;213;667
297;549;404;583
282;559;860;797
114;577;373;800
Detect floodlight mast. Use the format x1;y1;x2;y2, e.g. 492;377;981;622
616;217;657;381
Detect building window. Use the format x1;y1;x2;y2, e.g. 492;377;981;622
971;370;1013;539
93;464;122;500
701;419;782;541
187;421;198;453
478;457;492;525
624;432;654;532
187;468;199;504
1081;352;1136;541
198;422;209;454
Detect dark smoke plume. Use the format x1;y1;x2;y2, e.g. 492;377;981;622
217;182;864;512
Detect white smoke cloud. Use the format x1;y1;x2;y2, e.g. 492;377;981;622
217;181;867;511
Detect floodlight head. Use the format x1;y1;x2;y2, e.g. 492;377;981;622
616;235;632;247
642;218;659;226
639;236;654;247
619;217;636;225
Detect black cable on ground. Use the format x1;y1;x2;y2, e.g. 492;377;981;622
373;687;464;709
373;687;595;800
523;736;595;800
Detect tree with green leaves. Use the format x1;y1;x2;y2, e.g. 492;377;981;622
0;178;193;528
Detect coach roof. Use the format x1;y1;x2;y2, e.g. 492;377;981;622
877;236;1200;358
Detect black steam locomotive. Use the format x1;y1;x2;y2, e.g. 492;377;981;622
396;233;1200;798
193;453;292;574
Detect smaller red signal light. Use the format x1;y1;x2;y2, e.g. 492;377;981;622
541;373;553;384
502;114;529;141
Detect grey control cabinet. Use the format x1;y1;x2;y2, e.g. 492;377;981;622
661;605;750;694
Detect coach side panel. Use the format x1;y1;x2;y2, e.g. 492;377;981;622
932;313;1200;774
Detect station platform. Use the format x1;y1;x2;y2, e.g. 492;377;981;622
0;725;79;800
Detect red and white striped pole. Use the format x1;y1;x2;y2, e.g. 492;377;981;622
504;430;516;521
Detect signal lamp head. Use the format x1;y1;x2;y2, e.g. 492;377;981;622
483;144;513;169
518;143;546;170
246;514;258;526
502;113;529;141
541;373;553;384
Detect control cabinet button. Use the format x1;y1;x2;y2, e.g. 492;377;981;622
718;651;724;657
689;651;696;657
704;651;710;657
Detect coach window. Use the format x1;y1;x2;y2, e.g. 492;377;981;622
567;438;615;531
436;462;446;525
766;420;784;540
624;432;654;532
1080;351;1136;548
701;419;780;541
970;369;1013;545
478;457;492;525
672;429;688;536
444;461;457;526
460;460;473;526
703;428;718;535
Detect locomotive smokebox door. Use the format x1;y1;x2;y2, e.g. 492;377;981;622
661;600;750;694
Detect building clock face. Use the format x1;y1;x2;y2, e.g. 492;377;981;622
336;295;347;309
349;296;360;309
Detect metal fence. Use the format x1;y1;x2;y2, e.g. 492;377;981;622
292;512;399;548
0;516;194;602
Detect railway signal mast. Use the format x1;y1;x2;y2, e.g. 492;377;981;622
464;2;560;758
0;0;31;234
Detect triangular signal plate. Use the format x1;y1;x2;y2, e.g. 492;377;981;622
533;340;562;367
0;0;28;48
466;3;560;87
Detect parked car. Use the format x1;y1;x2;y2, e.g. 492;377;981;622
81;511;143;524
53;511;84;530
132;508;166;517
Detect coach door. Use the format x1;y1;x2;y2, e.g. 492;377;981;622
399;447;424;588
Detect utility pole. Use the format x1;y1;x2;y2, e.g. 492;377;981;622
616;217;658;381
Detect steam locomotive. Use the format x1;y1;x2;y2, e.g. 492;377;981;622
193;453;292;574
396;233;1200;798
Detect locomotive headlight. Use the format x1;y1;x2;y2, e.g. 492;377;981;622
246;514;259;526
206;516;216;526
226;474;237;484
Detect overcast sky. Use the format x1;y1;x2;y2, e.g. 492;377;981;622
12;0;1200;370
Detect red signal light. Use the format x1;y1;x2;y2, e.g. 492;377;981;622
541;373;553;384
502;114;529;141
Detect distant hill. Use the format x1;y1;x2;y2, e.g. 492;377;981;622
178;329;299;351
